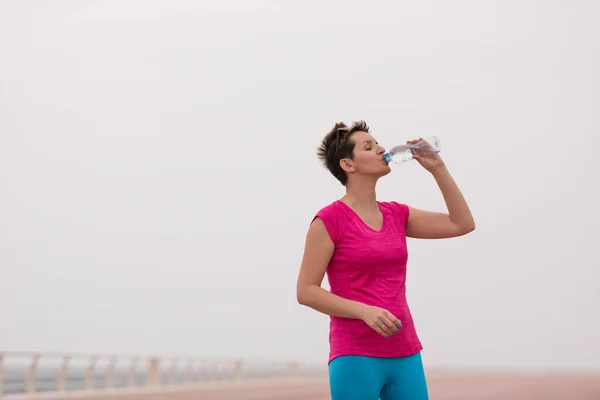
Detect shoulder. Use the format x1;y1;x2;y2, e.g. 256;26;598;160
311;200;345;245
378;201;410;225
314;200;344;219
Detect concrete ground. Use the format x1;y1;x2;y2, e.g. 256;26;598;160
6;372;600;400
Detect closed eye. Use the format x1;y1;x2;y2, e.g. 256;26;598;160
364;139;378;150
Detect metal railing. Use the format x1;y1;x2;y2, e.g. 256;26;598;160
0;350;326;398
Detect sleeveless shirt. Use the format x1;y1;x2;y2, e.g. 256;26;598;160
313;200;423;363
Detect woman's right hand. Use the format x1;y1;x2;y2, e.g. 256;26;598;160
360;305;402;338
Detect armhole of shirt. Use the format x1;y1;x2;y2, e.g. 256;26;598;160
388;201;410;227
311;205;339;246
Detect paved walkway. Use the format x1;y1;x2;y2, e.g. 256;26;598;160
6;373;600;399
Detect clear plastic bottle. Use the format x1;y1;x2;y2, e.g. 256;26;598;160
383;136;441;164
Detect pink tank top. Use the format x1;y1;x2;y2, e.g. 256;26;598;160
313;200;423;363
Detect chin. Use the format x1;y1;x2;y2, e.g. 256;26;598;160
378;166;392;177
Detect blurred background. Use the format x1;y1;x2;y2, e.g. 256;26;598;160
1;0;599;398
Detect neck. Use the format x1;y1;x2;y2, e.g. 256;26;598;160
342;178;378;212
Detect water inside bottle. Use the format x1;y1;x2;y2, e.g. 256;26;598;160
385;146;415;163
383;136;441;164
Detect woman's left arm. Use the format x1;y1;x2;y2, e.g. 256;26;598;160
404;139;476;239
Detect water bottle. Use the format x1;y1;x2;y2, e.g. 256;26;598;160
383;136;441;164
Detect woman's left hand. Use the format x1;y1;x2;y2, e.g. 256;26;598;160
409;138;445;172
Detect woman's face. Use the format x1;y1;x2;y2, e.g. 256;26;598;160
341;130;391;179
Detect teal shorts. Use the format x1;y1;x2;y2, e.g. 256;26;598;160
328;352;429;400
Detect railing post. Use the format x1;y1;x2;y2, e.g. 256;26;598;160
105;357;116;388
85;356;97;390
196;361;206;382
234;359;244;380
128;357;139;387
209;361;218;381
26;354;40;394
168;359;178;385
184;359;194;385
147;358;160;386
57;356;70;392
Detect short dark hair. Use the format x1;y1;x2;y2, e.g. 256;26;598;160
316;120;370;186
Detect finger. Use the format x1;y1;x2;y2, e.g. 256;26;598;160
378;323;393;337
385;311;402;328
375;325;390;338
387;316;402;331
384;318;400;335
379;320;395;337
380;315;396;330
377;316;398;336
383;312;403;330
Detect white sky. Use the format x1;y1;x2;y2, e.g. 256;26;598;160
1;0;599;371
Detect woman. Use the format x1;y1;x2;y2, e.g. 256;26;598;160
296;121;475;400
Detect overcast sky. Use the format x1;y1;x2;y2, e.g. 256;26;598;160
1;0;599;371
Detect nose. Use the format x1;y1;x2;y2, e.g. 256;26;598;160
377;145;386;155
